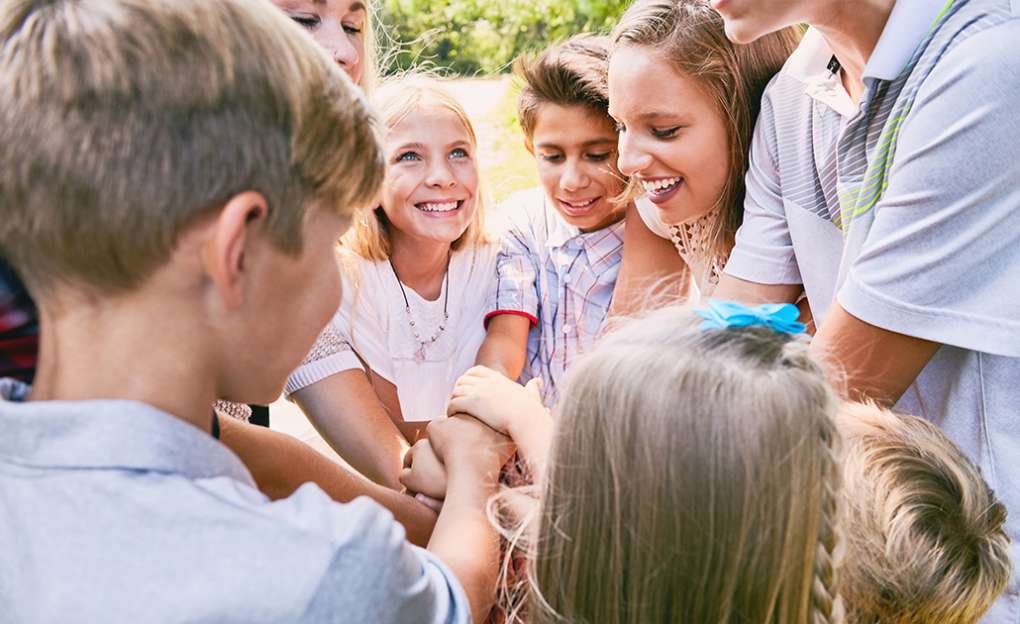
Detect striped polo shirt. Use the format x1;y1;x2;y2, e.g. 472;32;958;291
725;1;1020;619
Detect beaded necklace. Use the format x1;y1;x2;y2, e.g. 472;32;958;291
388;252;451;363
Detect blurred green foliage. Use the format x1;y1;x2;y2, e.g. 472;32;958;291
380;0;630;75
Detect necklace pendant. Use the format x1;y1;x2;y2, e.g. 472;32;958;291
415;344;426;363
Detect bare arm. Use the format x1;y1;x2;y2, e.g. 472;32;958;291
425;416;514;623
217;416;436;547
810;303;939;406
292;368;408;490
610;202;689;317
474;314;531;380
711;273;802;305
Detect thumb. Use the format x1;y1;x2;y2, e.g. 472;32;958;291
525;377;543;398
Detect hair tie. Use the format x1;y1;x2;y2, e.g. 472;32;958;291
696;300;806;335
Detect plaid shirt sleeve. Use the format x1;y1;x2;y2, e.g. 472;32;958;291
486;224;540;327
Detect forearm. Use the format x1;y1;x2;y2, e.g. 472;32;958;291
294;371;409;490
508;410;554;480
218;417;435;546
475;329;526;380
428;470;501;623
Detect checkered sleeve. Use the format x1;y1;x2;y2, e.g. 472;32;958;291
485;225;539;327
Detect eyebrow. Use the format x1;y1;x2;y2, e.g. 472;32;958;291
311;0;366;11
535;138;616;150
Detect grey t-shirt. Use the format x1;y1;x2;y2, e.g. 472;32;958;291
0;379;469;623
726;2;1020;620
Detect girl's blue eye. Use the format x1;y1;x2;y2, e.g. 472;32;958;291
450;148;469;159
397;151;421;162
343;24;362;35
652;126;682;139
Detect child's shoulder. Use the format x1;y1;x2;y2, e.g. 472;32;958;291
493;187;551;228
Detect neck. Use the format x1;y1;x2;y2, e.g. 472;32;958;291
388;231;452;301
812;0;896;103
29;293;217;433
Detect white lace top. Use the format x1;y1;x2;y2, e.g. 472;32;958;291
286;243;498;423
634;197;729;301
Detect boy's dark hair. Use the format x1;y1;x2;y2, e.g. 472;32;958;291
515;34;612;140
0;0;384;297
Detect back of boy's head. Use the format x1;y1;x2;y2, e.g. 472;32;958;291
514;34;611;141
0;0;383;298
530;306;844;624
837;402;1011;624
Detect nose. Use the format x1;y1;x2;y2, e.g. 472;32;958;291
425;160;457;189
560;159;590;192
616;131;653;177
330;32;360;69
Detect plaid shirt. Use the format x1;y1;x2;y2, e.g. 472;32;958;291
487;188;625;406
0;260;37;383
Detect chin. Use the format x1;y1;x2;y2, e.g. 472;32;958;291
722;20;767;45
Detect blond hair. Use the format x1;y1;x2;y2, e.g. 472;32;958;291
836;402;1011;623
611;0;800;260
0;0;383;297
342;74;488;261
501;306;844;623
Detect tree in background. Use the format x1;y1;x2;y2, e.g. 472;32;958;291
381;0;629;75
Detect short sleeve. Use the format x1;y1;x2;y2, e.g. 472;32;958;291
272;489;470;624
486;199;541;327
839;21;1020;357
724;86;804;285
285;321;362;395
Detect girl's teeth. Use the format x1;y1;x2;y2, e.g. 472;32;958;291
640;177;682;193
418;201;458;212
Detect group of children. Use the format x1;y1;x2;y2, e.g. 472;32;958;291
1;0;1018;622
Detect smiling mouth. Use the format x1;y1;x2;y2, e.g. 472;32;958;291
415;200;463;214
640;177;683;197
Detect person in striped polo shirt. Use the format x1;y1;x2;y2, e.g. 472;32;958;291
710;0;1020;620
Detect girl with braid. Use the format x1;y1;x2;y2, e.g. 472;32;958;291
407;302;845;623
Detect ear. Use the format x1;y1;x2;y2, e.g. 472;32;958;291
523;138;535;157
203;191;269;309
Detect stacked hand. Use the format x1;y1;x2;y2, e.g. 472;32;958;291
399;412;515;510
447;366;545;436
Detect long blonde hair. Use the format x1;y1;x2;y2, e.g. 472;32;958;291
611;0;800;260
498;306;844;623
836;402;1011;623
341;74;488;261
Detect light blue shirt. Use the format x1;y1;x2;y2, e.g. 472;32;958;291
0;379;469;623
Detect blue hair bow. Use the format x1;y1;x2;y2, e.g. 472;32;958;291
695;300;806;335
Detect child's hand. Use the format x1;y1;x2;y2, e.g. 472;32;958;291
399;438;447;501
426;414;515;478
447;366;544;436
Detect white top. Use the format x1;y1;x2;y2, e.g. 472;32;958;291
287;243;498;423
634;197;723;301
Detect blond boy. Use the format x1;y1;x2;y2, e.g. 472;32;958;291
0;1;507;622
837;403;1011;623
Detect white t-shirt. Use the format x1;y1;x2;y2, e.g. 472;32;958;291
288;243;498;423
